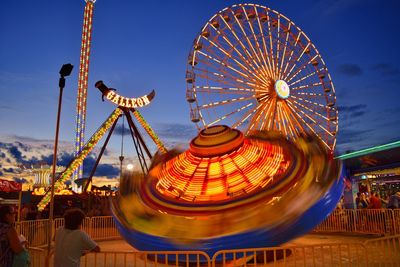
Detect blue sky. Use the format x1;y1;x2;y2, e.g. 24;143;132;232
1;0;400;180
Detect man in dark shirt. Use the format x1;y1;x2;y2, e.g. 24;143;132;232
387;191;400;209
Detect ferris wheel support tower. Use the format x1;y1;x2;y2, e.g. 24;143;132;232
73;0;96;192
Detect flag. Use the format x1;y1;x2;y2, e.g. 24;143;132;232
0;179;22;192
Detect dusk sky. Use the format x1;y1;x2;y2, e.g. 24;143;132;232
1;0;399;182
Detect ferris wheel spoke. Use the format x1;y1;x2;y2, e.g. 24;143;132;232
276;101;293;138
287;99;334;139
265;10;278;78
216;30;265;80
208;102;255;127
285;54;318;83
291;93;327;106
254;9;276;78
237;6;271;79
286;101;330;149
289;67;324;87
281;31;302;78
218;15;264;76
278;23;291;80
236;7;264;66
194;67;261;90
196;50;251;81
233;100;265;129
249;6;275;78
282;42;311;81
281;101;307;134
275;14;282;77
203;37;252;73
194;85;254;95
253;100;271;130
291;83;323;91
199;44;269;86
290;97;330;122
199;96;255;110
279;103;300;138
248;102;267;132
202;35;266;83
253;96;276;131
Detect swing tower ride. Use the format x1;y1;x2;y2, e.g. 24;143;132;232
73;0;96;192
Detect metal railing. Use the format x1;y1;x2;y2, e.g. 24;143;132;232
17;209;400;247
31;236;400;267
314;209;399;235
28;246;47;267
47;250;211;267
17;216;121;247
363;234;400;266
211;243;369;267
21;209;400;266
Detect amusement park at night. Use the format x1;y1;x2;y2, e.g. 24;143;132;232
0;0;400;266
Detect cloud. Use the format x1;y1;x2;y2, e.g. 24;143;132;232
337;64;363;76
40;151;119;178
0;134;122;180
9;145;23;161
0;105;15;111
338;104;366;113
155;122;197;141
338;104;367;118
336;128;374;154
113;124;130;136
338;104;367;126
311;0;363;17
337;128;366;144
13;177;27;183
94;164;119;178
372;63;400;76
82;155;119;178
3;167;16;173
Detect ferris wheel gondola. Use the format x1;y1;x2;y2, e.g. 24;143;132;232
186;3;338;151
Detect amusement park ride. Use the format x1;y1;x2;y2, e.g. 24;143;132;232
38;2;342;260
186;3;338;151
73;0;96;192
113;3;342;257
37;80;166;211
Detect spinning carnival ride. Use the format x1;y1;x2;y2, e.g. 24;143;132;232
112;3;343;258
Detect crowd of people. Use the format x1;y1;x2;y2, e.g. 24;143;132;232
0;205;29;267
355;191;400;209
0;195;112;266
17;196;112;222
1;189;398;266
1;204;100;267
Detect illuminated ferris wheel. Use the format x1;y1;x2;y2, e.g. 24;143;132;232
186;3;338;151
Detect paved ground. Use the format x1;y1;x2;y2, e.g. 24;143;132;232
85;234;389;267
39;234;397;266
97;233;379;252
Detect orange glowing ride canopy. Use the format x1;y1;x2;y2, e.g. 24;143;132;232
153;125;297;203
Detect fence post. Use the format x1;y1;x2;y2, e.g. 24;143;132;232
389;209;396;235
351;209;356;232
88;216;93;236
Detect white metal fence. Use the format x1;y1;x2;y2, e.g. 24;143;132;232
29;236;400;267
23;209;400;266
314;209;400;235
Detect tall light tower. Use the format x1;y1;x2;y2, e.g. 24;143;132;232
73;0;96;192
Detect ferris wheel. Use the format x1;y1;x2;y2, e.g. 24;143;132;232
186;3;338;151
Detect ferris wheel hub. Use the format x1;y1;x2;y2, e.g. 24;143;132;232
274;80;290;99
